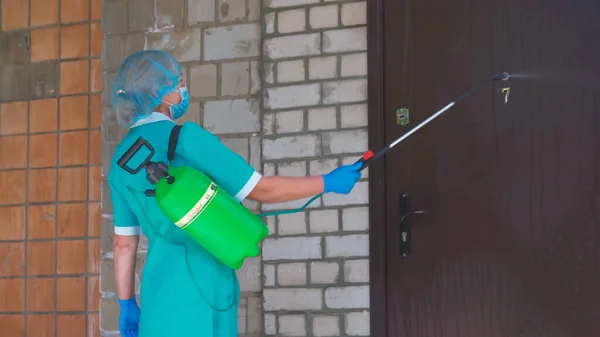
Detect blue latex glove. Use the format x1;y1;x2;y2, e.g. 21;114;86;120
322;161;362;194
118;296;140;337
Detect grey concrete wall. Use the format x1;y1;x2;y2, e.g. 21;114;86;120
100;0;370;336
100;0;263;335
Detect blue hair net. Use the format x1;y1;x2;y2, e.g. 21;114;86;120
111;50;182;127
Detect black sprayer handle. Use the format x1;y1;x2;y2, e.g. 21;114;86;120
117;137;155;174
354;150;375;171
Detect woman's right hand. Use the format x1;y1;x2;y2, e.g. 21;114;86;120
322;161;362;194
118;295;141;337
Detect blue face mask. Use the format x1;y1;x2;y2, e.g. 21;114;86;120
165;87;190;120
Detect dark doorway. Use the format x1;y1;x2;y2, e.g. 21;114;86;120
367;0;600;336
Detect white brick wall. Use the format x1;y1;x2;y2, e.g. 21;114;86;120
260;1;370;336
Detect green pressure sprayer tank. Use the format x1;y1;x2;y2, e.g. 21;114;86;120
117;125;269;270
155;165;269;269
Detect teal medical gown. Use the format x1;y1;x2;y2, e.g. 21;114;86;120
107;113;262;337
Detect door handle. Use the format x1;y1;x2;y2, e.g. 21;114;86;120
399;192;427;258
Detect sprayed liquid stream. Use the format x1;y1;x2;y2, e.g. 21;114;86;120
505;66;600;85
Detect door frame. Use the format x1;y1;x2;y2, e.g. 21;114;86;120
366;0;388;336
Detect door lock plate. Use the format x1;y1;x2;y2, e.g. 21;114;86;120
396;108;409;125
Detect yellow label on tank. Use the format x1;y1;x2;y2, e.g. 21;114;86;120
175;183;218;229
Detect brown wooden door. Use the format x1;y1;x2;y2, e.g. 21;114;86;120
378;0;600;336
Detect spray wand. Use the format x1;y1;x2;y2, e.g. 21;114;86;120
257;72;510;217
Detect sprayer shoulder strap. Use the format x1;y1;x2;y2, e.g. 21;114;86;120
168;124;183;163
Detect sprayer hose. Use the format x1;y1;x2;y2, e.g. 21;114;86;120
256;193;323;218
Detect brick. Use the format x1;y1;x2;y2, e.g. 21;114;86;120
0;31;29;67
102;0;128;35
308;107;337;130
309;158;338;175
144;29;202;63
344;259;369;283
31;61;59;99
264;264;276;286
308;56;337;80
278;212;307;235
0;65;30;101
313;315;340;337
279;314;306;336
309;5;338;29
309;209;339;233
221;61;250;96
266;216;277;235
342;207;369;231
310;261;339;284
265;313;277;335
277;161;306;176
263;113;276;134
157;0;184;28
188;0;215;24
127;0;155;31
265;33;320;59
340;103;368;127
266;0;319;8
262;237;322;260
218;0;247;22
325;234;368;257
341;2;367;26
322;129;368;155
325;286;369;309
100;217;114;254
238;298;247;333
278;262;307;285
263;288;322;311
263;134;320;160
277;60;306;83
323;181;369;206
189;64;217;97
237;256;261;291
323;79;367;104
250;61;261;94
103;34;146;72
250;136;262;170
204;23;260;60
247;296;262;333
323;27;367;53
278;9;306;33
264;62;275;83
265;12;276;34
345;311;370;335
264;163;276;176
275;110;304;134
203;98;260;134
100;298;119;331
264;83;320;110
341;52;367;77
248;0;261;20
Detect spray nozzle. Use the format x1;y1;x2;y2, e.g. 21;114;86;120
492;72;510;81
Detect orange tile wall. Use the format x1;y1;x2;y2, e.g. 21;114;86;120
0;0;103;336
